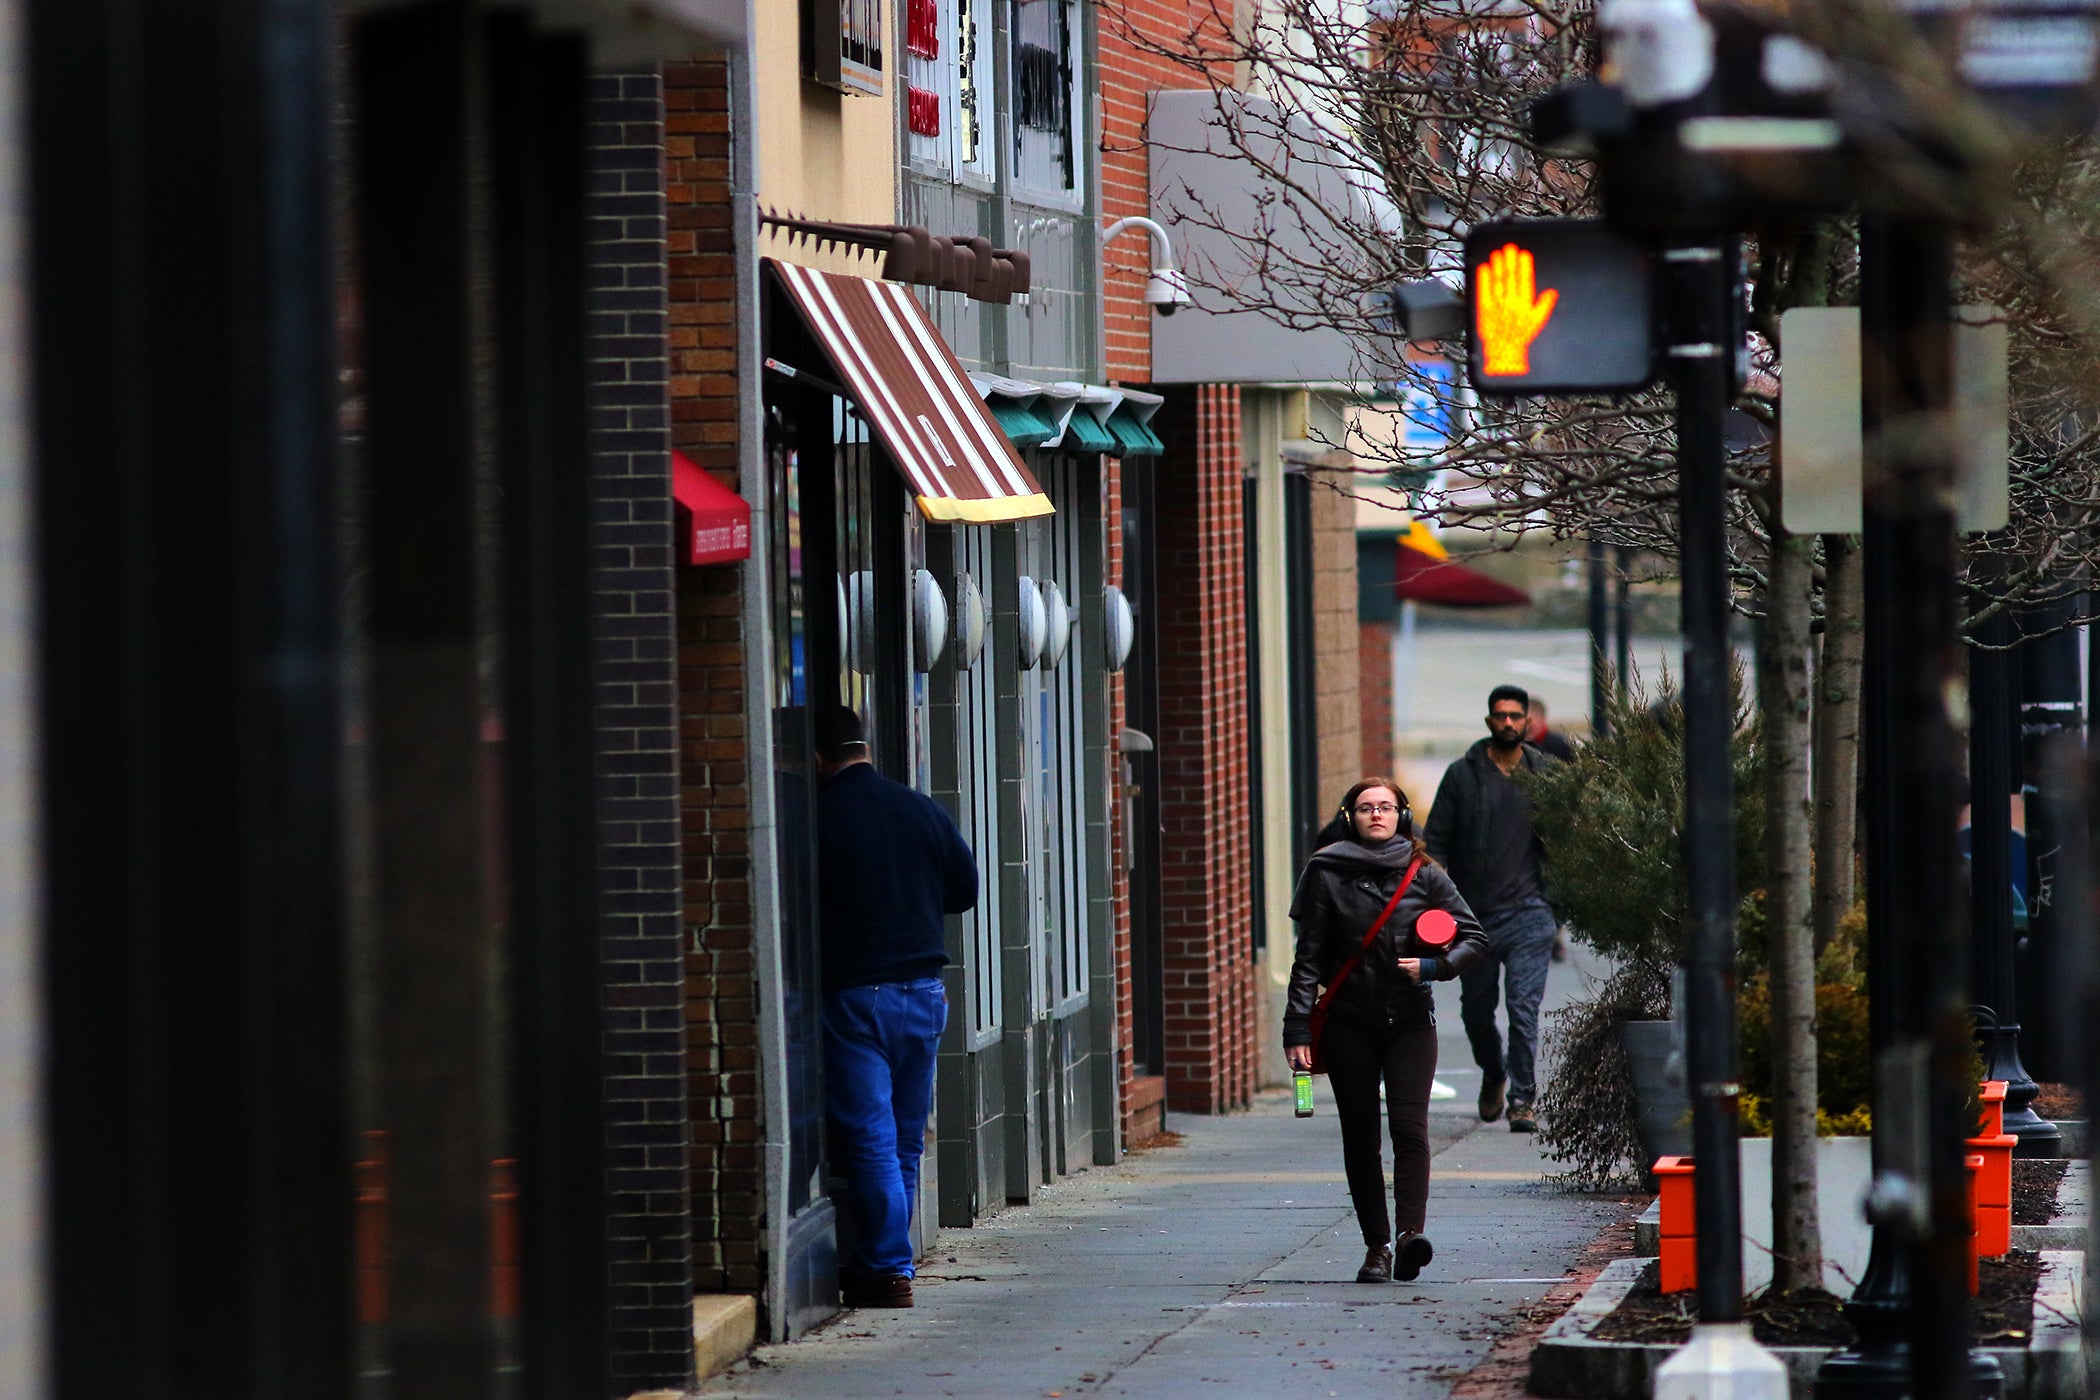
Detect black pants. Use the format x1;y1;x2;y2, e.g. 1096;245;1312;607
1321;1016;1438;1246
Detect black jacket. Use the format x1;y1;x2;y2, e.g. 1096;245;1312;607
1282;836;1489;1047
1422;738;1557;915
816;762;979;991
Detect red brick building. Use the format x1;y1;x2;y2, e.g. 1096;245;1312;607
648;0;1370;1357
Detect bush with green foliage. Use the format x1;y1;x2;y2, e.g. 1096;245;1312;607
1526;664;1766;1187
1519;665;1765;969
1737;977;1873;1135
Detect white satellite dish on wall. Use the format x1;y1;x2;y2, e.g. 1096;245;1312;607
1016;576;1047;670
953;571;987;671
911;568;948;673
1103;584;1135;672
1040;580;1073;669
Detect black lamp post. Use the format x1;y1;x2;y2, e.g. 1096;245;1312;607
1589;535;1611;737
1814;432;1912;1398
1968;612;2061;1157
1667;237;1752;1335
1815;215;2002;1400
1614;546;1633;700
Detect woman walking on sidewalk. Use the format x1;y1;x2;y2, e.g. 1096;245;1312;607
1284;779;1489;1285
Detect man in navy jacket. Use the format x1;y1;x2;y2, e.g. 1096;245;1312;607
814;705;978;1308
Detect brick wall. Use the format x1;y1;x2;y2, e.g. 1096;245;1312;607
1101;2;1254;1122
1359;621;1395;779
1310;473;1362;806
586;70;695;1388
1105;451;1128;1141
1150;385;1257;1114
663;59;764;1300
1097;2;1230;382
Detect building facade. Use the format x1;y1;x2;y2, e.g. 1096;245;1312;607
7;1;1378;1395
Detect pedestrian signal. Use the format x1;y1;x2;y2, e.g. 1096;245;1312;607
1463;219;1657;396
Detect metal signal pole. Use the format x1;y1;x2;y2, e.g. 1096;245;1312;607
1842;214;1999;1400
1669;239;1747;1329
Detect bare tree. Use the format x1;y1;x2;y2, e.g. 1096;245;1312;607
1109;0;2100;1300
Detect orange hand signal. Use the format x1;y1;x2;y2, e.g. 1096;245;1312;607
1474;243;1559;377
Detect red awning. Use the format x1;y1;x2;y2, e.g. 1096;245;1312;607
766;259;1051;522
1394;541;1529;608
673;450;751;566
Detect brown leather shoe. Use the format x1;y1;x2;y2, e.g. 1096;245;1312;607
1395;1231;1435;1282
1479;1077;1506;1123
1356;1243;1393;1283
842;1273;915;1308
1508;1102;1537;1133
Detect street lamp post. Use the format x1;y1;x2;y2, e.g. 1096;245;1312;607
1589;535;1611;736
1969;613;2061;1158
1615;546;1633;700
1816;209;2005;1400
1652;238;1784;1396
1814;463;1911;1397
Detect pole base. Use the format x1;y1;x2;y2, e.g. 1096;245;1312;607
2001;1103;2062;1158
1813;1340;1910;1400
1655;1321;1789;1400
1813;1343;2005;1399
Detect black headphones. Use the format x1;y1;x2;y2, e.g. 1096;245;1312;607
1339;792;1412;833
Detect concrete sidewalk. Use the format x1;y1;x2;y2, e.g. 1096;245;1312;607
703;1096;1625;1396
701;946;1622;1399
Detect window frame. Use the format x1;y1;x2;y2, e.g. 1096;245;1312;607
1008;0;1087;210
904;0;998;187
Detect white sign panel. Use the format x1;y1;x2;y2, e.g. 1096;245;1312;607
1778;306;2008;534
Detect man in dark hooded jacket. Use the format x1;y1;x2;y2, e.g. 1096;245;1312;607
1423;684;1559;1132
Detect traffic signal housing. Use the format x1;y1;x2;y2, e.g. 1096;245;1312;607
1463;219;1657;397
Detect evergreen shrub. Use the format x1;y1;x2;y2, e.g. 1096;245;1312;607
1527;664;1765;1186
1519;665;1765;968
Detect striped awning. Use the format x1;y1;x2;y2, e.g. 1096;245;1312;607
766;259;1053;523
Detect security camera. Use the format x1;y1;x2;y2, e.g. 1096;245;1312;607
1105;218;1194;317
1145;267;1191;316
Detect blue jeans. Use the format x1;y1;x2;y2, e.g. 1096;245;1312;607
823;978;948;1280
1460;900;1557;1105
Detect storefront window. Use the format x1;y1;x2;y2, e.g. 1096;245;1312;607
906;0;995;183
1012;0;1082;201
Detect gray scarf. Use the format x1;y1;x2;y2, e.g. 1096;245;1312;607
1307;833;1419;874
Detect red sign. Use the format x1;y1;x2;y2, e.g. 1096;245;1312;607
672;450;752;567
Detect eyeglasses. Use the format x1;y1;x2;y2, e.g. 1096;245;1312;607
1353;803;1401;816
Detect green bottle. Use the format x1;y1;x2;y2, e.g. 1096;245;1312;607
1294;1069;1315;1118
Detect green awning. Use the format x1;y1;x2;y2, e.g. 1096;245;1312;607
1060;410;1118;454
988;399;1058;446
1106;404;1164;457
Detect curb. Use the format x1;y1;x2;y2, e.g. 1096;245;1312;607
692;1294;758;1383
1528;1251;2085;1399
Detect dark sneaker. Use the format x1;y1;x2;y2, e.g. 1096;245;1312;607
842;1273;915;1308
1478;1078;1506;1123
1395;1232;1435;1282
1508;1102;1537;1133
1356;1243;1393;1283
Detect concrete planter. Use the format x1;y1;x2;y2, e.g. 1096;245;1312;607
1531;1252;2086;1399
1645;1137;1874;1296
1620;1019;1691;1168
